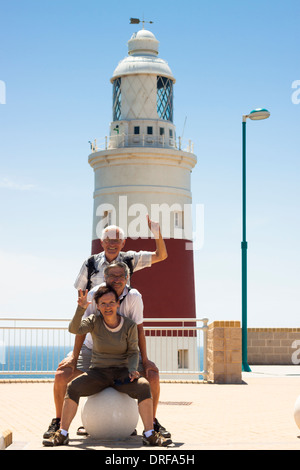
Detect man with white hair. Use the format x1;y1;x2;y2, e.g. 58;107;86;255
74;215;167;291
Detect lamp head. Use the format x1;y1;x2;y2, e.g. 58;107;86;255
248;108;270;120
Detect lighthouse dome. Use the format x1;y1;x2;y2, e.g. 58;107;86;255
111;29;175;83
128;29;159;56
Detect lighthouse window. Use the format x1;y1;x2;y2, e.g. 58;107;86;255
147;126;153;135
174;211;184;229
112;78;121;121
134;126;140;135
103;210;113;227
159;127;165;136
157;76;173;122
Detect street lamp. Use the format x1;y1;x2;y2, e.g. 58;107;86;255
241;108;270;372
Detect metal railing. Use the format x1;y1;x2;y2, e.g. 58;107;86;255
143;318;208;380
0;317;208;381
89;134;195;153
0;318;73;378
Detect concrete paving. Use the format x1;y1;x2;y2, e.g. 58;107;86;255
0;366;300;451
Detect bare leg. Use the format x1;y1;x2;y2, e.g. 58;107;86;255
54;368;83;418
138;398;154;432
140;370;160;420
60;398;78;432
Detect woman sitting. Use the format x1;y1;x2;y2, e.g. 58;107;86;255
42;284;170;447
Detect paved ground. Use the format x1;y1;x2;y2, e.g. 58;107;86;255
0;366;300;451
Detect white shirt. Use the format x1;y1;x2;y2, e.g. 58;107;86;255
82;285;144;349
74;250;152;291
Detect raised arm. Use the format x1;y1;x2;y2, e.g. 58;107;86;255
147;215;168;264
69;289;94;335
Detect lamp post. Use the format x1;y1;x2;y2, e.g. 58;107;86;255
241;108;270;372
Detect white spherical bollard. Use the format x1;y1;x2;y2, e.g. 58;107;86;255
294;395;300;429
81;387;139;440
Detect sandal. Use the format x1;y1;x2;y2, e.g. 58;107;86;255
77;426;89;436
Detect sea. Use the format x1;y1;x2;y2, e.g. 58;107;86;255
0;346;204;380
0;345;72;379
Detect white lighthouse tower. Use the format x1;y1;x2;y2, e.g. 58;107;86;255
88;27;198;355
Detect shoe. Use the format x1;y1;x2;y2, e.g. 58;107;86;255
77;426;89;436
142;430;172;447
153;418;171;438
43;430;69;447
43;418;60;438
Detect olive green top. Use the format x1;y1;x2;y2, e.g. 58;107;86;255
69;306;139;373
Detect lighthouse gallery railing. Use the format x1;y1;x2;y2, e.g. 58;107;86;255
0;317;208;381
89;134;195;154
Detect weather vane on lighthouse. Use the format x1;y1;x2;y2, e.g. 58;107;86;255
129;17;153;29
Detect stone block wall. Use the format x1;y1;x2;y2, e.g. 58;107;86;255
247;328;300;365
206;325;300;383
207;321;242;384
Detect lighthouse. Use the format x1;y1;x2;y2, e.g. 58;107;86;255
88;27;197;336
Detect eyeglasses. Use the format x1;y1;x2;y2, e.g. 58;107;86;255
102;239;123;245
106;274;126;280
98;301;117;309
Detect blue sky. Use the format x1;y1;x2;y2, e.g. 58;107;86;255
0;0;299;326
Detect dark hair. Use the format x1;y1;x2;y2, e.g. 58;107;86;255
94;285;118;306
